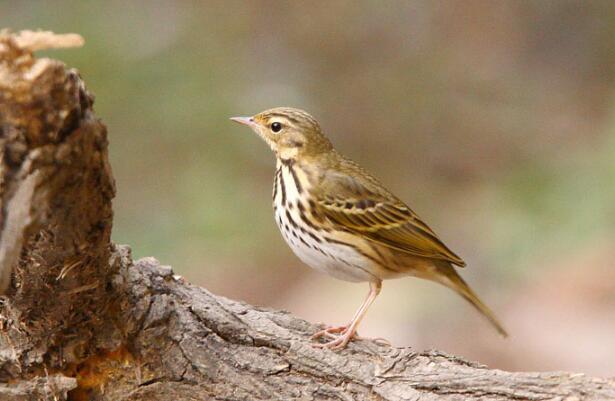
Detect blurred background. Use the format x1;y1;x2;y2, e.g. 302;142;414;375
3;0;614;376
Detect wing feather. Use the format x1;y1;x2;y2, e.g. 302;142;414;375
314;167;466;267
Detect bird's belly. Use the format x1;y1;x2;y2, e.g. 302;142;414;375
274;207;376;283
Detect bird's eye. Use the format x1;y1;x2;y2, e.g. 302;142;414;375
270;122;282;133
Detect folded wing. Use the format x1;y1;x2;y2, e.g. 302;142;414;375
314;166;466;267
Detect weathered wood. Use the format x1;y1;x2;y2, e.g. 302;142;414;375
0;30;614;401
0;375;76;401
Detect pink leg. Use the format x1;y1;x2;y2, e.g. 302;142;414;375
311;288;372;340
312;280;382;350
311;325;348;340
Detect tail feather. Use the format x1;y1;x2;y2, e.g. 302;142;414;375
437;265;508;337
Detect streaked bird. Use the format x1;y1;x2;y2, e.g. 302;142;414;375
231;107;507;349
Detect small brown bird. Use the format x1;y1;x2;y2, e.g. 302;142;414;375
231;107;507;349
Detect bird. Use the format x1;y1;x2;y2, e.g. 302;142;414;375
230;107;507;349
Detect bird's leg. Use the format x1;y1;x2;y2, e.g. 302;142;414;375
311;290;371;340
312;280;382;349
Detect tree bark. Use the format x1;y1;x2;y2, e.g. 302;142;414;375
0;30;613;401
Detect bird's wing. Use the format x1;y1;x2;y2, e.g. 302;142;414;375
313;166;466;267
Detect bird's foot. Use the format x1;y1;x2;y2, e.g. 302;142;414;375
311;326;356;350
311;324;391;349
311;324;350;340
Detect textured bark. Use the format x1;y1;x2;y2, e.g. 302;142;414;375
0;30;614;401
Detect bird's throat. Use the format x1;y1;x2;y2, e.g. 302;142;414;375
278;146;300;162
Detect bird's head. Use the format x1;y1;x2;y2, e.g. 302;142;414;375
231;107;333;160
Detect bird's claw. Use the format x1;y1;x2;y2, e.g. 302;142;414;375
311;325;349;340
311;324;391;349
311;324;356;349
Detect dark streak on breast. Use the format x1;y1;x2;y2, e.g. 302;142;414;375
288;165;303;194
307;231;322;244
279;169;287;206
299;235;311;249
297;204;321;231
273;167;280;201
285;209;299;229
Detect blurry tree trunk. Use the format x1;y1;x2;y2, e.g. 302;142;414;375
0;30;614;401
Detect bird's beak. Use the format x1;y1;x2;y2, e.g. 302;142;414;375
230;116;256;128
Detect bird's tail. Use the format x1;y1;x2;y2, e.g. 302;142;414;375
436;264;508;337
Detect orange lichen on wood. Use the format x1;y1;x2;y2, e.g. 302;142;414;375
65;345;135;401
